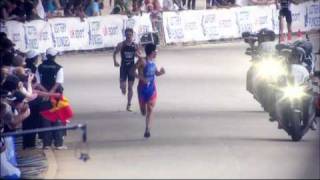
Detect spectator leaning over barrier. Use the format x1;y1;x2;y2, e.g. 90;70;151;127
234;0;248;6
162;0;178;11
172;0;184;10
0;0;9;22
85;0;100;16
43;0;62;18
207;0;229;9
132;0;143;15
249;0;274;5
64;1;74;16
73;1;86;21
144;0;161;12
36;48;66;150
276;0;299;42
111;0;131;15
5;0;27;22
24;0;41;21
187;0;196;9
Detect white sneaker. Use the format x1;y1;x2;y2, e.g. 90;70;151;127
55;145;68;150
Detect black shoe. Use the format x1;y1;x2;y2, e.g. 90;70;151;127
144;130;151;138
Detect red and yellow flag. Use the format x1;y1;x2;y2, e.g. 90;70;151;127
40;96;74;125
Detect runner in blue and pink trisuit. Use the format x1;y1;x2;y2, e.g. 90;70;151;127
131;43;165;138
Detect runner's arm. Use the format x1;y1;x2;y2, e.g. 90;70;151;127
131;58;148;83
156;66;165;76
113;43;122;67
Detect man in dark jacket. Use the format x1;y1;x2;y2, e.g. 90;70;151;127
36;48;66;150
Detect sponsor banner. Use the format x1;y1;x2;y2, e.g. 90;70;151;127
24;20;53;53
214;8;239;39
181;10;206;42
164;9;239;42
163;11;185;43
234;6;256;34
125;13;154;43
201;10;220;40
305;0;320;31
49;18;91;51
4;21;26;52
291;2;308;32
250;5;274;33
49;18;73;51
87;15;126;49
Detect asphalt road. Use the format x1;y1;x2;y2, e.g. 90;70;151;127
51;38;320;179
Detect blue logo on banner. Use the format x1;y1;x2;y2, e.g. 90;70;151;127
55;36;70;47
103;26;118;36
90;34;103;45
26;39;38;49
40;32;49;41
307;4;320;28
54;23;67;33
26;26;37;36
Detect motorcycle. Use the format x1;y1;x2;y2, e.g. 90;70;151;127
243;30;317;141
272;44;316;141
242;29;283;112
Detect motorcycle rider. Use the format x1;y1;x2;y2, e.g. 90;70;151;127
277;47;315;130
311;49;320;129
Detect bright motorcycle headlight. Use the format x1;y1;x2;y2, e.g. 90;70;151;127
255;57;287;80
281;85;306;100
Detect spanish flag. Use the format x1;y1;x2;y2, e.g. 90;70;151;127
40;96;74;125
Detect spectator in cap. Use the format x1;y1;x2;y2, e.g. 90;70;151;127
22;50;61;149
36;47;66;150
3;91;30;131
37;47;63;94
25;50;40;74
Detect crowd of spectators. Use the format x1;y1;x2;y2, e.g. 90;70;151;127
0;0;104;22
1;32;69;178
1;0;305;23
